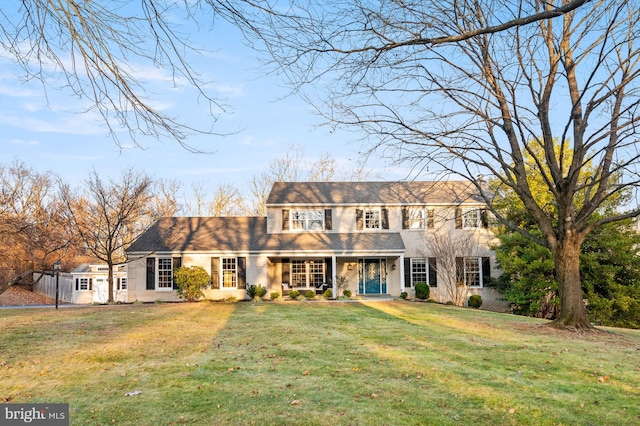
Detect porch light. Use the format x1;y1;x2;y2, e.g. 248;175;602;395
347;263;353;271
391;262;396;271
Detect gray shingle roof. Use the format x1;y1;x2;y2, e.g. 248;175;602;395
126;217;405;254
265;181;484;206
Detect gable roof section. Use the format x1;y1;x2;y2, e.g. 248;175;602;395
126;216;405;254
265;181;484;206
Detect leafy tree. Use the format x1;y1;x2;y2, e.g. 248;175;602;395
237;1;640;330
497;218;640;328
174;266;211;302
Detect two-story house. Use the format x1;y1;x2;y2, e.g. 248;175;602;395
125;181;499;305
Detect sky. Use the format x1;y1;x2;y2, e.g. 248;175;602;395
0;9;405;208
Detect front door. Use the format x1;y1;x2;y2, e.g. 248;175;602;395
359;259;387;295
93;276;108;303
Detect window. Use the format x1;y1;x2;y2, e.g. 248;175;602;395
290;260;325;288
462;208;480;229
222;258;237;288
409;258;437;287
291;209;324;231
456;257;485;287
158;258;173;289
118;277;127;290
411;259;427;285
78;278;90;291
464;258;481;286
409;208;426;229
364;209;380;229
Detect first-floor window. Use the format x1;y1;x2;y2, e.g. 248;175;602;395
456;257;484;287
222;258;237;288
291;260;325;288
410;258;437;287
78;278;90;291
118;277;127;290
464;258;481;287
158;258;173;289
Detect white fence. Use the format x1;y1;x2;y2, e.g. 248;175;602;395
33;272;74;303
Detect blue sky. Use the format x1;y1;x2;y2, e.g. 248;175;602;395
0;14;403;203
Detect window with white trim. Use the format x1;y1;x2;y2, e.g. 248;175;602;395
462;208;480;229
410;258;437;287
291;209;324;231
78;278;90;291
409;208;426;229
222;258;237;288
118;277;127;290
364;209;381;229
291;260;325;288
464;257;481;287
158;258;173;289
411;259;427;286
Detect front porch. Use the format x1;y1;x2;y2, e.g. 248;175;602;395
271;256;403;298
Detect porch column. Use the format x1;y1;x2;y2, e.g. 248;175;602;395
332;255;337;297
399;254;406;292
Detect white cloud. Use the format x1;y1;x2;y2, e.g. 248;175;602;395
6;138;39;146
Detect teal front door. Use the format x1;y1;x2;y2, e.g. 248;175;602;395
358;259;387;294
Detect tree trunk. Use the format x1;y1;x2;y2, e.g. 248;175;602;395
108;263;114;304
551;235;594;330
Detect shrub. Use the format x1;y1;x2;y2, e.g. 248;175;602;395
468;294;483;308
270;291;280;301
400;291;408;300
415;282;430;300
343;289;352;298
246;284;267;300
323;289;333;299
289;290;300;300
445;300;455;305
173;266;210;302
305;290;316;299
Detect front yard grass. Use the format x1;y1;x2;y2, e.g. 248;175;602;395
1;301;639;425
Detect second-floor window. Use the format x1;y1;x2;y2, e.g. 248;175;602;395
291;209;324;231
364;209;380;229
463;208;480;228
356;208;389;230
409;208;425;229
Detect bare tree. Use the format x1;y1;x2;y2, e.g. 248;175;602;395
208;183;245;216
0;1;262;148
238;1;639;331
59;169;162;303
247;145;372;214
182;182;245;216
421;233;481;307
0;161;74;292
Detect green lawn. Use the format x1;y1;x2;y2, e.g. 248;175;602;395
1;301;639;425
